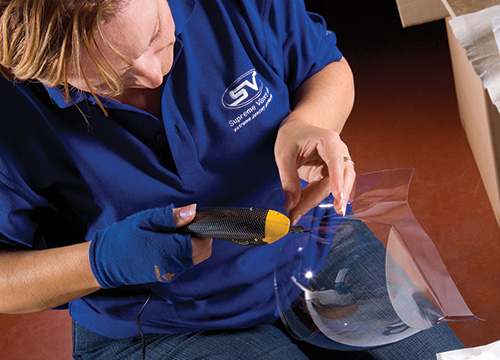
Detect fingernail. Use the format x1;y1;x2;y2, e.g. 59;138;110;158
180;204;196;219
340;204;346;217
340;199;348;217
292;214;302;226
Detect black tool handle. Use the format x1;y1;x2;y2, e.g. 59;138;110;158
178;207;269;245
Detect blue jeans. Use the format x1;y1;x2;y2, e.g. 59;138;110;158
73;220;464;359
73;320;462;360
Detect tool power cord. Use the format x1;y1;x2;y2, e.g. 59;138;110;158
137;291;152;360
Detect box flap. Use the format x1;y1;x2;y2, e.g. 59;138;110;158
394;0;450;27
445;0;500;17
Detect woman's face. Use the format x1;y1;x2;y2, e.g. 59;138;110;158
68;0;176;94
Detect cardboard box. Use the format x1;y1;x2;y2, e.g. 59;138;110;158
395;0;500;25
394;0;500;227
394;0;449;27
446;19;500;227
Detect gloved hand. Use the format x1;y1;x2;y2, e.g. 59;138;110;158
89;204;196;288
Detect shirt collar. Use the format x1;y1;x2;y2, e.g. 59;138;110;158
44;84;149;114
44;85;89;109
167;0;197;36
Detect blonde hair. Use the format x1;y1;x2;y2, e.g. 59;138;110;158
0;0;126;113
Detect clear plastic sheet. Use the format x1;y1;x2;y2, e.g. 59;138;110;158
274;169;479;350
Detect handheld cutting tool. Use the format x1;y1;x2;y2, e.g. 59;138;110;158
179;207;310;245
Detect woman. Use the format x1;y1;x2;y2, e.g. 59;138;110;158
0;0;461;358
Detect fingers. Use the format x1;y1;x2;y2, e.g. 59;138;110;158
173;204;212;265
275;148;303;213
315;131;348;198
316;133;355;216
289;156;355;222
173;204;197;227
289;142;356;219
339;157;356;214
288;178;330;224
324;151;356;216
191;237;213;265
329;156;355;216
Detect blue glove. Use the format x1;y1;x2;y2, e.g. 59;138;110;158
89;204;194;288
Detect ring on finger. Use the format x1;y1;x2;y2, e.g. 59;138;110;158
343;156;355;166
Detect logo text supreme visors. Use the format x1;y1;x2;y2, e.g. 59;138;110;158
222;69;263;109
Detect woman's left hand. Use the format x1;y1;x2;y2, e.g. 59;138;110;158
274;115;355;224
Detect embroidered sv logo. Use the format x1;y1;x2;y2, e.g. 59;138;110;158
222;69;263;109
155;265;175;282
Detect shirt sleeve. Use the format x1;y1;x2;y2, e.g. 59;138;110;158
0;172;48;249
0;80;58;250
254;0;344;93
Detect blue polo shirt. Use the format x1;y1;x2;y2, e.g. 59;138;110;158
0;0;343;338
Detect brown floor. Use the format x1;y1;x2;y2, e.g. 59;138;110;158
1;3;500;359
335;14;500;351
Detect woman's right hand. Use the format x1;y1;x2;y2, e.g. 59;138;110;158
173;204;212;265
89;204;213;289
0;204;211;314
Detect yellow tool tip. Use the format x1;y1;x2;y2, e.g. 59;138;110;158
262;210;291;244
